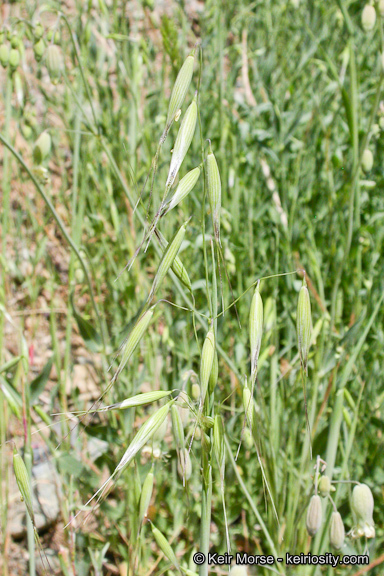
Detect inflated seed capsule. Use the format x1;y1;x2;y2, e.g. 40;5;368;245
296;278;312;375
318;475;335;498
362;149;373;173
352;484;374;529
33;131;51;164
46;44;63;85
33;38;45;62
329;511;345;550
139;469;154;523
0;44;10;68
177;448;192;480
10;33;19;49
362;5;376;31
306;495;322;536
9;48;20;71
34;22;44;40
191;383;200;400
151;523;181;572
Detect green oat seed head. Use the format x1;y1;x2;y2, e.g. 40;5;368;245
13;448;34;525
151;522;182;573
199;324;215;408
163;165;201;216
296;278;312;375
163;48;195;140
306;494;322;536
111;306;155;384
139;468;154;523
207;141;221;244
208;350;218;396
147;219;190;303
116;401;172;472
155;228;192;292
242;378;254;431
249;281;263;383
165;94;197;190
351;483;375;538
171;403;185;450
97;390;174;412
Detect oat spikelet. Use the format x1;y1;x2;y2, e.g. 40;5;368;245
296;277;312;375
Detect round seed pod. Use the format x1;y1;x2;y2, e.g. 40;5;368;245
318;475;335;498
47;29;60;44
34;22;44;40
329;511;345;550
306;495;322;536
177;448;192;480
352;484;374;526
0;44;10;68
362;149;373;173
9;48;20;71
33;131;51;164
191;383;200;401
243;427;253;450
242;380;254;430
10;33;20;49
362;5;376;31
33;38;45;62
46;44;63;85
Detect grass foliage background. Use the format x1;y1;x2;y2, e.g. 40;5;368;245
1;0;384;574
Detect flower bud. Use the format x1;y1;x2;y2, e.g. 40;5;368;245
0;43;9;68
46;44;63;85
33;131;51;164
362;149;373;173
177;448;192;480
191;383;200;401
9;48;20;71
306;495;322;536
362;5;376;31
34;22;44;40
329;511;345;549
243;427;253;450
33;38;45;62
318;475;335;498
10;33;20;49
